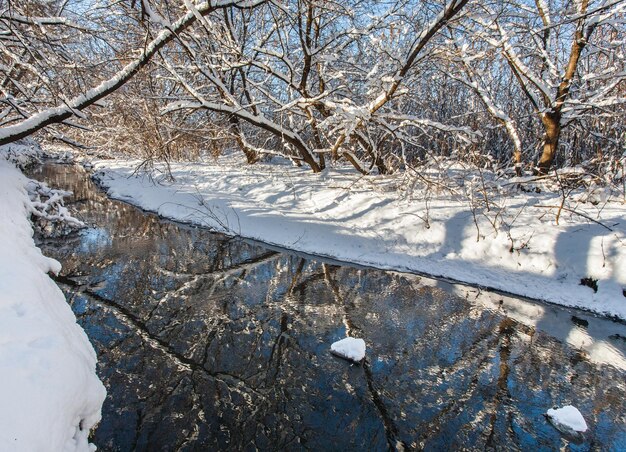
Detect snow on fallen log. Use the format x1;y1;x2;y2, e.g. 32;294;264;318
546;405;588;434
331;337;366;363
0;156;105;451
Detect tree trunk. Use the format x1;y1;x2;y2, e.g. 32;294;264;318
513;149;522;176
229;116;258;164
537;110;561;174
535;0;592;174
235;135;259;164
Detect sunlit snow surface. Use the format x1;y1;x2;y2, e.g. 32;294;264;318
92;156;626;320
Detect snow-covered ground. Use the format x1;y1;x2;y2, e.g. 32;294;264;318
92;155;626;320
0;144;105;451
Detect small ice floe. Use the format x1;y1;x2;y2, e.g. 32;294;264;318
330;337;366;363
546;405;588;436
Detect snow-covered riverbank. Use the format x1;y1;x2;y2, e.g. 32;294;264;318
92;156;626;320
0;147;105;451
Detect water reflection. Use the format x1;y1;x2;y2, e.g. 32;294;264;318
31;164;626;451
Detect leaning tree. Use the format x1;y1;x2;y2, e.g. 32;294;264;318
0;0;267;146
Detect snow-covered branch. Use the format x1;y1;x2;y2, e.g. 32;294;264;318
0;0;266;146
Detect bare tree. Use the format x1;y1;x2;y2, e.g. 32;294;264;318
159;0;472;173
3;0;622;179
489;0;626;173
0;0;267;146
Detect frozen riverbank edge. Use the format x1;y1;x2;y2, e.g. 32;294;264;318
91;156;626;321
0;145;105;451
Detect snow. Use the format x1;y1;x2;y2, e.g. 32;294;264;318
0;152;105;451
0;139;42;168
331;337;366;362
91;156;626;321
546;405;588;433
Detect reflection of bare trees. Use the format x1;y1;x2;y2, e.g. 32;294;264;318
37;164;626;450
323;263;404;450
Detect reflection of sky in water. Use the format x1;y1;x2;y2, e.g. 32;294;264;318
79;227;112;253
95;263;124;300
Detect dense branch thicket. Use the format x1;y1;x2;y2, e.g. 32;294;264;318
1;0;624;178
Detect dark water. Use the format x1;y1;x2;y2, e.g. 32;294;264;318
30;163;626;451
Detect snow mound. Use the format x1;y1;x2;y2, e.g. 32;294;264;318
546;405;588;433
0;158;105;451
331;337;366;362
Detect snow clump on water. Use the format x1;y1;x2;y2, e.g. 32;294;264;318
546;405;588;433
330;337;366;363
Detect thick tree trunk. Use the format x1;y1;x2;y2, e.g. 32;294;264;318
534;0;592;174
234;136;259;164
537;111;561;174
501;1;594;176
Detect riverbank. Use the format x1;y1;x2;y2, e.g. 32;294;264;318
91;155;626;320
0;144;105;451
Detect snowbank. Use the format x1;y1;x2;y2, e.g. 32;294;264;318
92;156;626;320
0;157;105;451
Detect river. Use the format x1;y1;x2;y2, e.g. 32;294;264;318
30;163;626;451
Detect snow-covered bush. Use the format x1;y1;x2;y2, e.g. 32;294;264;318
2;140;86;235
26;179;85;237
